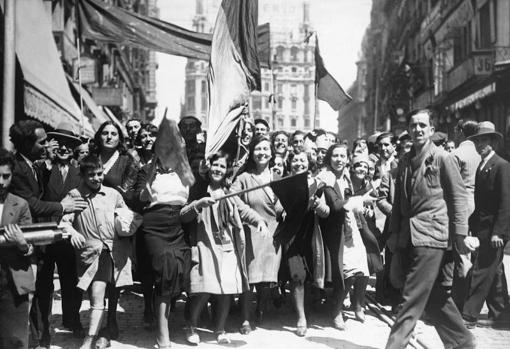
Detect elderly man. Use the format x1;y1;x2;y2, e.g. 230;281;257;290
386;109;475;349
462;121;510;328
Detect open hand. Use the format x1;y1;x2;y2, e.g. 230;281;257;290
491;235;505;249
70;232;86;249
4;224;28;250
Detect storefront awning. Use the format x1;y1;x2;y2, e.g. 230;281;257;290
11;0;93;137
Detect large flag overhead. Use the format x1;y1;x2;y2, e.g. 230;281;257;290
205;0;261;157
78;0;270;67
315;36;352;110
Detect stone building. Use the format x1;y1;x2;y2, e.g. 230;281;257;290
183;0;319;133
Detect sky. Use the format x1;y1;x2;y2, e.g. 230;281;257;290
155;0;372;132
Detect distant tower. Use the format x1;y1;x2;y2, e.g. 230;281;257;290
193;0;208;33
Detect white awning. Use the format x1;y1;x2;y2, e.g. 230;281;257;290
9;0;94;137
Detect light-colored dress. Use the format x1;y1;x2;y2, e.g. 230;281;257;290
336;175;369;278
231;171;283;284
189;187;263;294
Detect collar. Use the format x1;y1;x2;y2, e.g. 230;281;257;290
79;184;107;199
19;153;35;168
482;150;495;163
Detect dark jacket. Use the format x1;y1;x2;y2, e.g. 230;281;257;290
470;153;510;241
10;153;62;220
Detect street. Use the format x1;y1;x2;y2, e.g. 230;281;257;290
48;279;510;349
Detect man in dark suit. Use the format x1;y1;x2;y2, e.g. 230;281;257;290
462;121;510;327
8;120;87;349
386;109;475;349
36;123;85;341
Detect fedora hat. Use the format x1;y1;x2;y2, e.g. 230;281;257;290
47;122;82;147
467;121;503;141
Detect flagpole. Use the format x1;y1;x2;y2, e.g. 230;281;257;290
2;0;15;149
215;173;304;202
75;2;85;136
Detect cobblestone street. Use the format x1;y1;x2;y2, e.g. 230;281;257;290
47;280;510;349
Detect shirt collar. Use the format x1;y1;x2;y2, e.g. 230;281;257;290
482;150;495;163
80;184;107;199
19;153;34;168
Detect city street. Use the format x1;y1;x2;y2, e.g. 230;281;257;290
49;279;510;349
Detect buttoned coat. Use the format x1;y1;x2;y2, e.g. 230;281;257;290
389;141;469;250
470;153;510;241
0;193;35;295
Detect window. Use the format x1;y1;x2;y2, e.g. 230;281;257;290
201;80;207;93
187;96;195;112
290;118;297;127
264;81;270;91
291;67;297;73
477;1;496;49
278;97;283;109
252;96;262;110
290;84;297;95
304;117;310;128
291;46;299;62
185;80;195;94
277;83;283;94
276;46;285;61
201;96;207;112
277;117;284;128
291;98;297;110
454;25;471;65
264;98;270;109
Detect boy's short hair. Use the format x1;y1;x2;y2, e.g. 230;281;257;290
80;154;103;175
0;148;15;170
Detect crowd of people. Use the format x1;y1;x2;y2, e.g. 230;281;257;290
0;109;509;349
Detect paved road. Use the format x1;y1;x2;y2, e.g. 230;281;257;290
46;282;508;349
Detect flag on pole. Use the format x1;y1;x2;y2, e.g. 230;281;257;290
315;36;352;110
205;0;260;157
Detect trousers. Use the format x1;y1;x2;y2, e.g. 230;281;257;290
385;246;473;349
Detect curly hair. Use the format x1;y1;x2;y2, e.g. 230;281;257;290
323;143;350;171
135;123;158;148
0;148;16;170
91;121;127;155
9;120;44;154
245;135;274;172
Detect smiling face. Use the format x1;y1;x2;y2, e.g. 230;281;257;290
290;152;309;175
209;157;228;185
292;134;305;152
352;161;368;180
100;124;120;150
54;138;74;164
271;155;285;176
241;123;254;146
254;122;269;137
140;129;156;150
378;136;395;160
329;146;348;175
273;134;288;155
126;120;141;139
30;128;49;161
252;140;272;169
408;111;434;147
83;167;104;191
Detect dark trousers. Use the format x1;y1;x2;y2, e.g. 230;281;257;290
386;247;473;349
0;270;31;349
31;241;82;344
462;240;509;320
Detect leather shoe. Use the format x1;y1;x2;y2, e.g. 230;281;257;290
95;337;111;349
239;321;252;335
185;326;200;345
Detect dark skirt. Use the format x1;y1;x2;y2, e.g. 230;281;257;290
142;205;191;297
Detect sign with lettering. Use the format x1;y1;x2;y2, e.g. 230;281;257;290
473;51;493;75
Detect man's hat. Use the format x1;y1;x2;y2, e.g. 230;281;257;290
47;122;82;147
254;118;270;129
468;121;503;141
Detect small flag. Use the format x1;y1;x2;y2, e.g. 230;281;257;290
315;36;352;110
205;0;261;157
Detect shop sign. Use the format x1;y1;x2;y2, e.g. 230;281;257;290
73;56;97;85
91;87;123;106
450;83;496;111
473;51;493;75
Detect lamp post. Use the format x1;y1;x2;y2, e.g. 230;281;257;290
2;0;15;149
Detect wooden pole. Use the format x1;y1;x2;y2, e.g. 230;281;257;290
2;0;16;149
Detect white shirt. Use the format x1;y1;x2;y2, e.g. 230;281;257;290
148;171;189;208
479;150;495;171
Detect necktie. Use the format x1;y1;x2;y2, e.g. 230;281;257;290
60;165;68;183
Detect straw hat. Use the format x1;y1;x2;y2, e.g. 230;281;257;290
467;121;502;141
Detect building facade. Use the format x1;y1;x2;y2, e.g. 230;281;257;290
345;0;510;146
47;0;158;127
183;0;319;133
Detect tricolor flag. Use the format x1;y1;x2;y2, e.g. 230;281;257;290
205;0;261;157
315;36;352;110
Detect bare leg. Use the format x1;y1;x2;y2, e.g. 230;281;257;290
353;276;368;322
155;295;172;348
80;281;107;349
290;279;307;336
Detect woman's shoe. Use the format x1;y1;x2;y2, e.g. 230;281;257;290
239;321;252;335
354;308;365;323
333;313;346;330
216;331;231;344
185;327;200;345
296;325;307;337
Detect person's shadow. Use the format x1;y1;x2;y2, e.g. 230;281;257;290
306;336;379;349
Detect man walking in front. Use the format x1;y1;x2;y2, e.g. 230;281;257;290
386;109;475;349
462;121;510;327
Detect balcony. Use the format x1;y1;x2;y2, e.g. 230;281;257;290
446;51;493;91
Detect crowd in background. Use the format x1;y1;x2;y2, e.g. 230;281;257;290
0;110;509;349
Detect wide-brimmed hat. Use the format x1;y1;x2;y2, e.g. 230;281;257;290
47;122;82;147
468;121;503;141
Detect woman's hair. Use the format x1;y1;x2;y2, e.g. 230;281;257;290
0;148;15;170
288;149;317;174
323;143;350;170
271;130;289;144
135;123;158;148
91;121;127;155
79;154;103;175
270;153;288;176
207;150;233;187
245;135;274;172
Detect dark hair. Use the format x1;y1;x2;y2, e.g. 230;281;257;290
92;121;127;155
245;135;274;172
406;108;437;128
376;132;395;145
125;118;142;127
0;148;15;170
291;130;306;142
135;123;158;147
324;143;350;171
79;154;103;175
270;153;288;176
288;149;317;174
9;120;44;154
352;138;367;153
326;131;339;143
457;119;478;138
271;130;289;144
254;118;270;130
207;151;233;187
